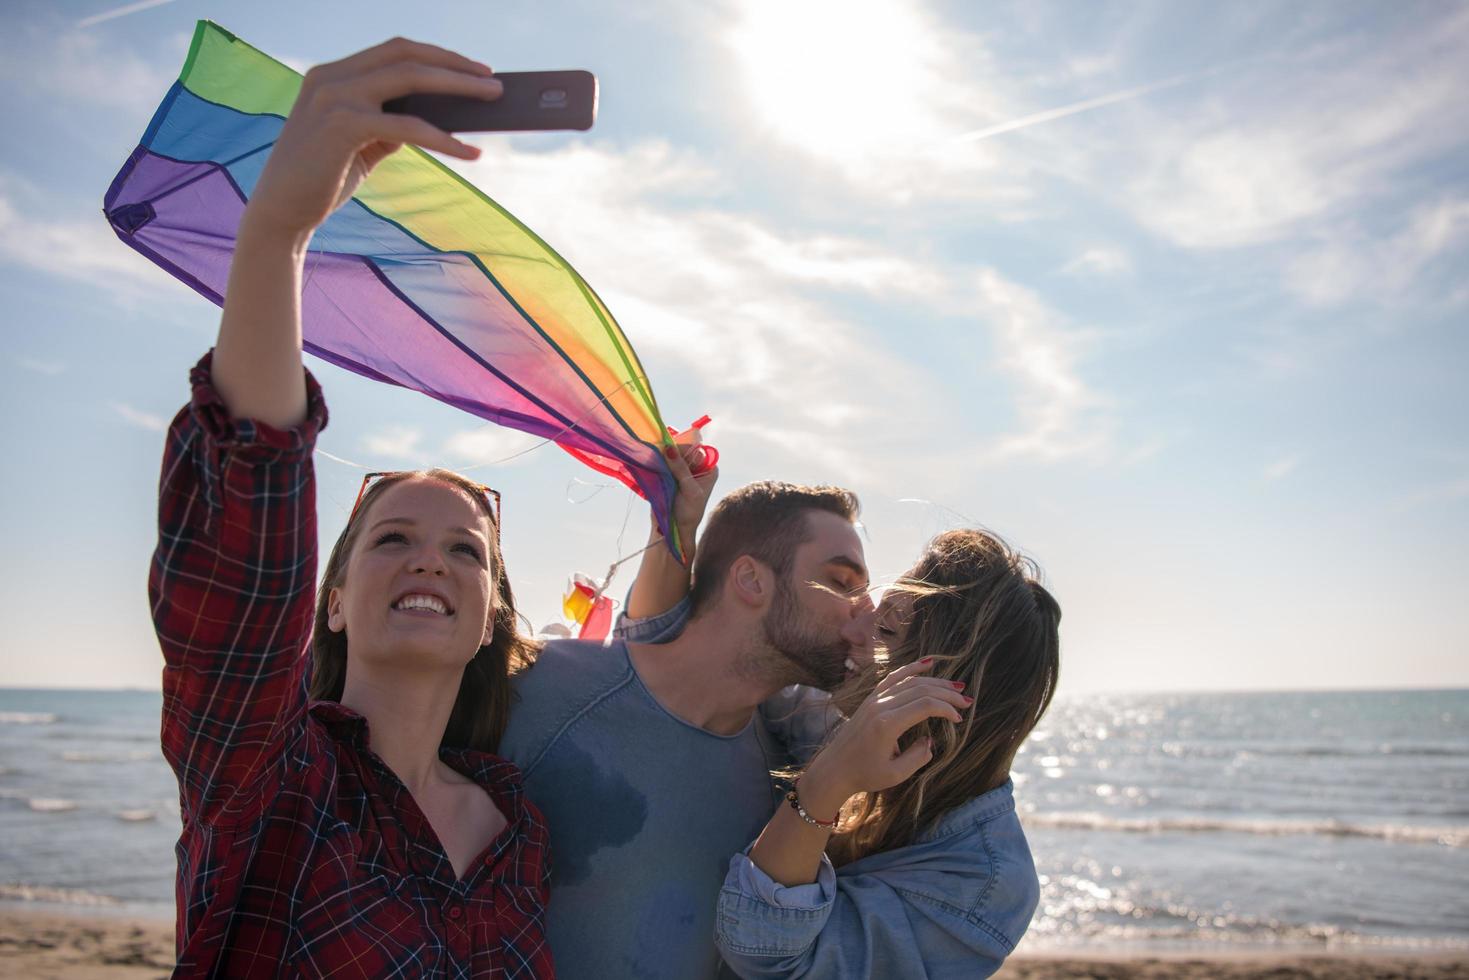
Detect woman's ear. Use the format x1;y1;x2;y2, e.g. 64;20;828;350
326;587;347;633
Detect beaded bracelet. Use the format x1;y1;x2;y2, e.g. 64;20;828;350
785;782;838;829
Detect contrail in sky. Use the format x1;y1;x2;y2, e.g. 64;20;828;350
77;0;178;29
952;67;1220;144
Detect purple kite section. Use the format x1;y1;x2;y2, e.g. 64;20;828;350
103;146;677;525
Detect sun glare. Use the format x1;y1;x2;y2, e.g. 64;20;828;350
730;0;945;162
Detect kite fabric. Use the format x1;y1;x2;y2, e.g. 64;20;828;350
104;21;686;558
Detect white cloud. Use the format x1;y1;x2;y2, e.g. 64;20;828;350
727;224;947;296
1106;13;1469;250
361;425;425;460
1263;454;1300;481
109;401;166;431
17;357;66;376
442;427;545;469
1393;476;1469;513
445;139;1112;483
2;29;174;114
354;424;548;471
448;143;922;442
1126;128;1338;250
1287;198;1469;308
972;270;1112;463
1061;247;1132;277
0;183;193;307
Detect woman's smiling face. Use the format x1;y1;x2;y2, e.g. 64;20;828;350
326;477;497;672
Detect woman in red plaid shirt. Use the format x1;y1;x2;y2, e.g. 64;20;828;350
152;39;558;978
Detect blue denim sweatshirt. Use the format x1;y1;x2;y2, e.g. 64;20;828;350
714;780;1038;979
617;598;1042;979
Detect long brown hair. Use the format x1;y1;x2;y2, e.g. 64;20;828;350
308;470;539;753
826;528;1060;866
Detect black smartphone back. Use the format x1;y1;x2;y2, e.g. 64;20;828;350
383;70;597;132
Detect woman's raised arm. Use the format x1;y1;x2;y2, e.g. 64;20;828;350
212;38;499;427
154;40;503;825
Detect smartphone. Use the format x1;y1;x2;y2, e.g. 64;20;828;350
383;70;597;132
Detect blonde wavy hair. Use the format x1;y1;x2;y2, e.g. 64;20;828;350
826;528;1060;867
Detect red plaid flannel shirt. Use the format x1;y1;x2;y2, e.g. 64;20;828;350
151;353;554;979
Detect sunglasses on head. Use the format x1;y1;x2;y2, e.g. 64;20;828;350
350;471;502;529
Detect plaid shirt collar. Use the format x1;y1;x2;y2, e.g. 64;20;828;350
307;699;543;889
308;698;373;744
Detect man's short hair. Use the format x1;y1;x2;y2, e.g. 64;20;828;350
688;481;860;615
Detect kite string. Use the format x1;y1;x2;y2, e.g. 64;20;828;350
453;375;642;473
316;447;373;471
565;477;614;505
614;485;636;557
311;375;644;474
314;380;668;624
307;366;669;628
589;534;663;605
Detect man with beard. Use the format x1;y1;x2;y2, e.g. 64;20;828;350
498;481;870;980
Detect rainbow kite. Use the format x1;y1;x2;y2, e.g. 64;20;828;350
104;21;687;557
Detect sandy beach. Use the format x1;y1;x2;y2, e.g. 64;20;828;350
0;910;174;979
995;949;1469;979
2;909;1466;979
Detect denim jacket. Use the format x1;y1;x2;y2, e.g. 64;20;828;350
616;601;1042;978
715;780;1038;979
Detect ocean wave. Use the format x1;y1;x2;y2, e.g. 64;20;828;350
0;711;58;724
27;797;79;813
115;809;157;822
0;882;119;907
1024;811;1468;847
1250;744;1467;759
1080;741;1469;762
60;749;157;763
1027;914;1469;952
1028;869;1469;951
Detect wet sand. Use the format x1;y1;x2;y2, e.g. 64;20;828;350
0;910;174;979
1;908;1465;978
996;948;1469;979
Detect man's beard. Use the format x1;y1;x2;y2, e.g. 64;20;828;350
761;579;851;691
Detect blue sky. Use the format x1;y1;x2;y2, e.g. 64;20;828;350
1;0;1465;693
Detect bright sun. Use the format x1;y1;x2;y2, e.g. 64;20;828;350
729;0;947;162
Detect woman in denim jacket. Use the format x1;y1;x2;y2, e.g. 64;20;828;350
620;523;1060;978
717;528;1061;979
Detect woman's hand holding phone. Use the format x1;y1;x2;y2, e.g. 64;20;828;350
214;37;500;429
244;37;501;245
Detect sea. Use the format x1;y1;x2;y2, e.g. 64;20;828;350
1;687;1465;953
